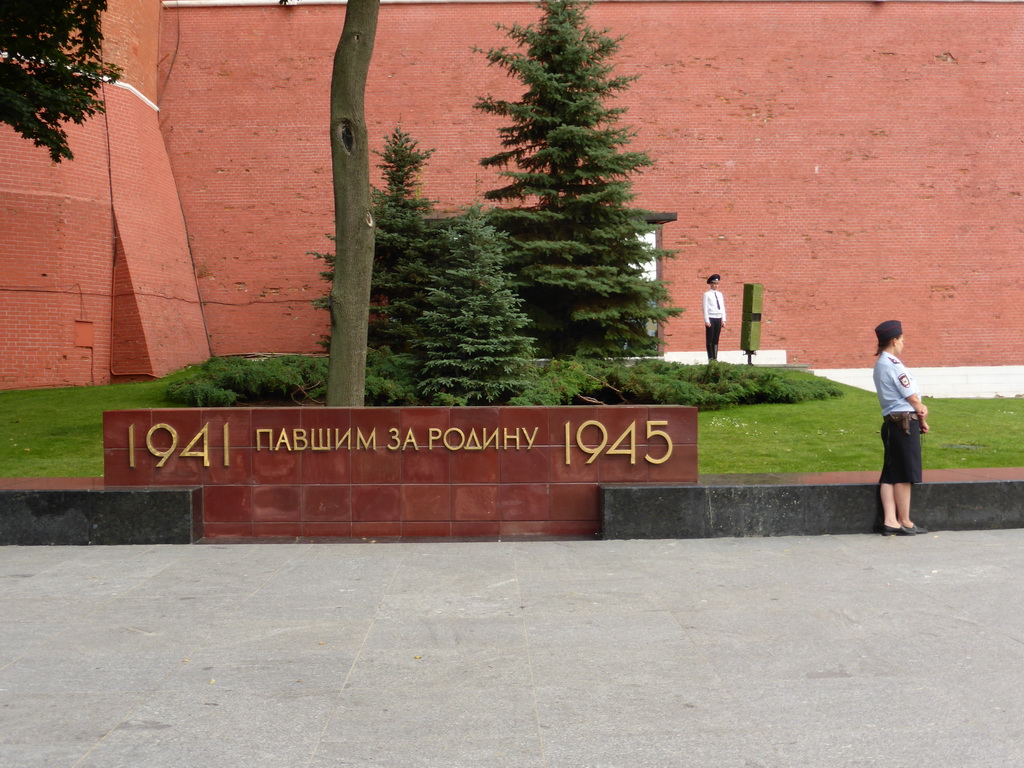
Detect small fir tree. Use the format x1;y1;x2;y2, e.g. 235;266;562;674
369;127;440;352
414;209;536;405
475;0;680;358
312;127;439;353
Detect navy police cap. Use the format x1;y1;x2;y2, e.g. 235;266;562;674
874;320;903;343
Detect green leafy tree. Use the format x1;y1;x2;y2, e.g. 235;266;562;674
415;208;535;405
0;0;121;162
369;126;439;353
476;0;680;358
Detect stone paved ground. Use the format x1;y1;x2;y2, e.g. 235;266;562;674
2;531;1023;767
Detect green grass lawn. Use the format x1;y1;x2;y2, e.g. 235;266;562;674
0;378;181;477
1;376;1022;477
698;385;1024;474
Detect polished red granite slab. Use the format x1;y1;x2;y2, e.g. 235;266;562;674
99;406;699;539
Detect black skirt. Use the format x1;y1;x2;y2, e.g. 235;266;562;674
879;417;922;484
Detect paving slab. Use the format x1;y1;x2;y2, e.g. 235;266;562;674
2;532;1024;767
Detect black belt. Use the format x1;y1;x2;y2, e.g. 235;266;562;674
884;412;917;435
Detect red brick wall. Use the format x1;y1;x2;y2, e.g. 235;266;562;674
6;2;1024;392
0;0;208;390
103;0;162;102
105;84;210;377
157;2;1024;370
0;120;115;389
157;5;349;355
629;3;1024;367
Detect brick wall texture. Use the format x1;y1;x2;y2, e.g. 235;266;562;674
0;0;208;390
3;0;1024;390
0;118;115;389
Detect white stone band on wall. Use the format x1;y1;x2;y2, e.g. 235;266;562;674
109;81;160;113
810;367;1024;399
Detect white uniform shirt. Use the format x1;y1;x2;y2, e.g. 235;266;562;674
703;289;725;324
873;353;921;416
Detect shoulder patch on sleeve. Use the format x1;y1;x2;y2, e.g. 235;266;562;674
898;373;911;388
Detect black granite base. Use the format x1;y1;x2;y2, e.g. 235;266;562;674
0;488;201;546
601;478;1024;539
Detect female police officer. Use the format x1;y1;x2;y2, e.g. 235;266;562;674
873;320;930;536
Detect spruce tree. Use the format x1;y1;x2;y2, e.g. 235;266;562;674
369;127;439;353
414;209;535;405
313;127;439;353
476;0;680;358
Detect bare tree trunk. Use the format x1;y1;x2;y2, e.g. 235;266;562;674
326;0;380;406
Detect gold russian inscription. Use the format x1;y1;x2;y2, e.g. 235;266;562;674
180;423;211;467
128;413;675;469
561;419;676;466
503;428;521;450
356;427;376;450
256;428;273;450
120;410;680;482
146;423;179;468
272;430;290;451
402;429;420;450
606;422;637;465
310;428;332;451
576;420;608;465
443;427;466;451
481;428;499;450
645;421;673;465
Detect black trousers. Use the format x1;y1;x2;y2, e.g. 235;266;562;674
705;318;723;359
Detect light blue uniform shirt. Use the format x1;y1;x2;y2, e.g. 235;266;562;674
873;353;920;416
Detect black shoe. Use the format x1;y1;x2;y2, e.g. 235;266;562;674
902;524;928;535
881;525;909;536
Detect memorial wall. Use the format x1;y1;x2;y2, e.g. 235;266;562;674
103;405;698;539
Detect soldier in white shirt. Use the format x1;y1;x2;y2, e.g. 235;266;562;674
872;320;930;536
703;274;725;360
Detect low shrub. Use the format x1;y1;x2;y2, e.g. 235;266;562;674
511;358;842;408
163;377;238;407
166;354;843;410
166;355;328;406
364;348;420;406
